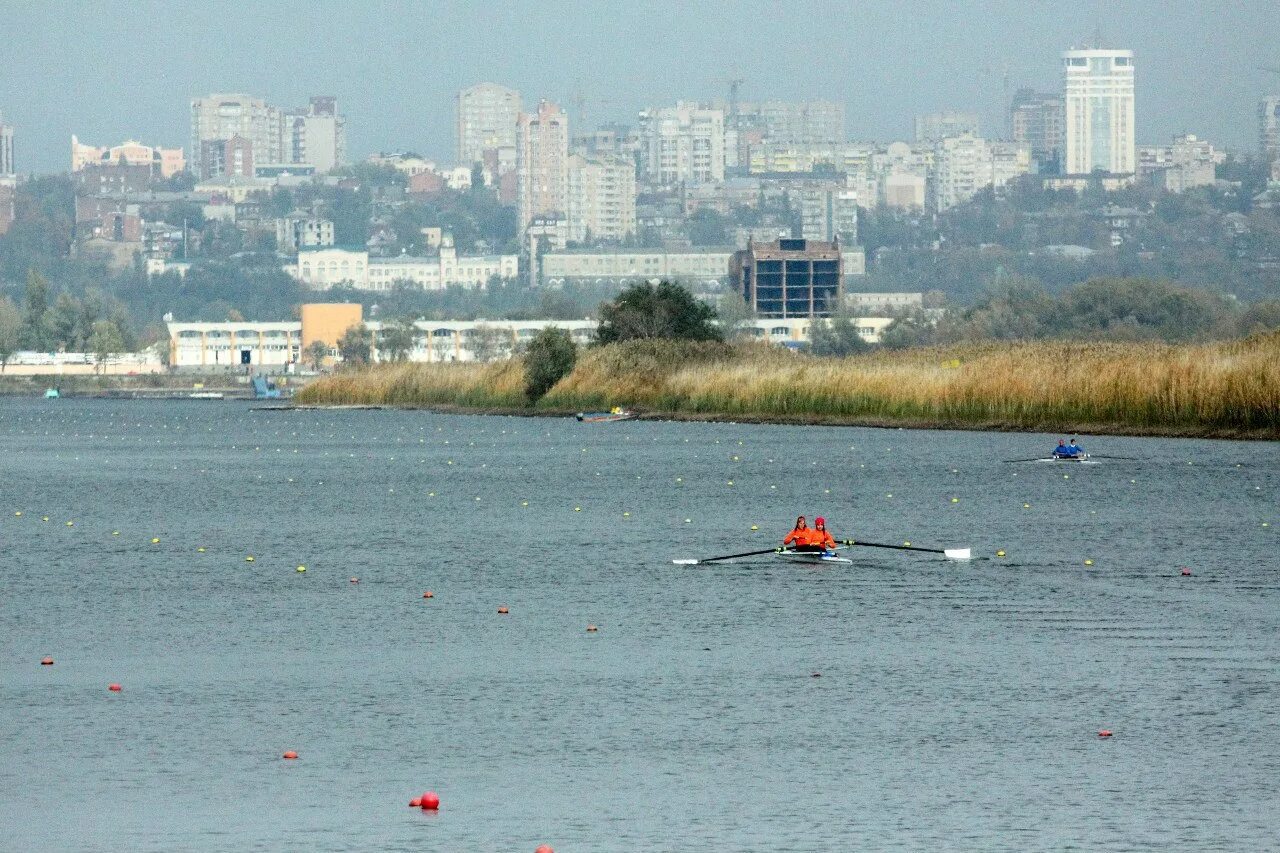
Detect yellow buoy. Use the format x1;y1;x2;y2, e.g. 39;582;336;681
951;498;959;503
684;518;692;523
245;556;255;562
750;525;759;531
296;566;306;573
1023;503;1031;509
151;537;160;544
14;511;21;516
520;500;528;506
996;550;1006;557
623;511;630;517
574;507;582;512
112;531;119;536
1084;559;1094;566
197;547;205;553
66;521;74;526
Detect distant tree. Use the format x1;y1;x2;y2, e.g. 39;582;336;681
337;323;373;365
1240;299;1280;335
304;339;330;371
595;280;722;344
0;296;21;372
19;269;51;351
377;317;420;362
810;317;871;357
523;327;577;401
87;319;126;374
430;330;454;362
715;288;756;339
467;324;510;363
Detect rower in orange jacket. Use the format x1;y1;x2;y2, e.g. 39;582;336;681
783;516;814;549
812;517;837;550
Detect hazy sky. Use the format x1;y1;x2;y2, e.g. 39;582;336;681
3;0;1278;173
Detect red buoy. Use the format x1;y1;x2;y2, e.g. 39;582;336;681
535;846;555;853
1180;567;1191;576
497;606;509;614
586;624;598;632
1097;730;1113;738
420;791;440;810
282;750;298;759
350;577;359;583
408;797;422;808
108;683;122;692
423;591;434;599
40;656;53;666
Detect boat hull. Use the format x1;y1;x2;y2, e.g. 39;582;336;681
776;549;853;565
576;412;636;423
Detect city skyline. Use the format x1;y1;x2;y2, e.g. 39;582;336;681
1;0;1278;173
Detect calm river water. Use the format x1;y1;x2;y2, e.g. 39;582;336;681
1;399;1277;851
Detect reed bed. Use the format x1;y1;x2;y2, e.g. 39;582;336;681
295;359;526;408
298;333;1280;437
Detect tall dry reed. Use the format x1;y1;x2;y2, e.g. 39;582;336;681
297;333;1280;436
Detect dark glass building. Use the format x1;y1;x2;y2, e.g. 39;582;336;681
731;238;842;318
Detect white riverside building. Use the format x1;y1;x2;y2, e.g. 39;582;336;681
284;242;519;291
166;316;897;368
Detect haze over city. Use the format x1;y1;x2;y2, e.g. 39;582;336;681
2;0;1278;172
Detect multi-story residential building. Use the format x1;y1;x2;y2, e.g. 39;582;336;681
70;136;185;178
199;135;254;179
637;102;725;187
796;185;859;244
930;134;1032;211
1062;48;1136;177
1261;97;1280;163
1010;89;1064;170
286;239;518;291
741;100;846;146
0;181;14;235
275;213;335;252
0;112;14;176
283;96;345;173
541;248;734;288
191;93;282;178
915;112;981;143
457;83;521;165
732;238;843;318
567;152;636;243
1138;134;1220;193
516;100;570;236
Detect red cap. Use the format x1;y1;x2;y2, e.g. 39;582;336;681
815;517;825;525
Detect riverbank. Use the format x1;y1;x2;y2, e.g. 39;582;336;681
0;372;313;398
294;335;1280;439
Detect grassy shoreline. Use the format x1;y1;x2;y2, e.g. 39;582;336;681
296;335;1280;440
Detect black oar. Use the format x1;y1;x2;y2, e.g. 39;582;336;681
672;547;781;566
841;538;971;560
1002;457;1050;463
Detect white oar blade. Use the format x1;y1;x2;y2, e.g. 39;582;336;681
944;548;972;560
672;559;699;565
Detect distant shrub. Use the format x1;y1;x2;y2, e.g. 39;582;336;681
523;327;577;402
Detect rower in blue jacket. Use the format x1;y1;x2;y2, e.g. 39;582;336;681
1067;438;1085;457
1052;439;1071;458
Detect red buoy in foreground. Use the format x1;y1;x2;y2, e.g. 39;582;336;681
40;656;53;666
420;791;440;810
423;591;434;599
1180;567;1192;576
282;751;298;759
108;683;122;692
535;846;555;853
408;797;422;808
1097;730;1113;738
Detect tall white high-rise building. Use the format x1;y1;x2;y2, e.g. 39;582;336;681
0;111;14;176
191;93;283;178
457;83;522;165
516;100;570;235
567;152;636;243
1260;97;1280;163
637;102;725;187
1062;48;1136;176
